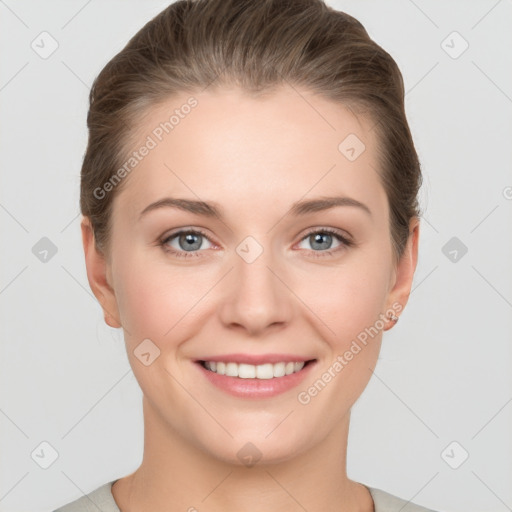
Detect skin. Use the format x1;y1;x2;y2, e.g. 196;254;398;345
82;84;419;512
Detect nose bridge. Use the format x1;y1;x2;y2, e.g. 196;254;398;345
218;236;293;334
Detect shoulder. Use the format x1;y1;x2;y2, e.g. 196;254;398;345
366;485;441;512
53;480;119;512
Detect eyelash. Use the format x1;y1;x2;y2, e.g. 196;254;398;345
159;227;354;259
301;227;354;258
160;228;214;259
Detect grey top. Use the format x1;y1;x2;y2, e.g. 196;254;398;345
53;480;440;512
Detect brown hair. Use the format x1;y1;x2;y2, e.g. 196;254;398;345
81;0;422;264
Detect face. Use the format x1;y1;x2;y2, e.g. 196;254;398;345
83;85;418;465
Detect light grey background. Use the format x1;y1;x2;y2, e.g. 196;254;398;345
1;1;511;511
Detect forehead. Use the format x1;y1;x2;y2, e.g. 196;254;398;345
113;85;386;222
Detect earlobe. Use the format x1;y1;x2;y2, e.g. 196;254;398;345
80;216;122;329
383;217;420;331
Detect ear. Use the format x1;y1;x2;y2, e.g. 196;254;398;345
383;217;420;331
81;216;122;328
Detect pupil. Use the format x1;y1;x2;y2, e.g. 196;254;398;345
181;233;201;251
311;233;331;250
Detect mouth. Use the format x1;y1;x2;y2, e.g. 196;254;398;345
198;359;316;379
194;357;317;399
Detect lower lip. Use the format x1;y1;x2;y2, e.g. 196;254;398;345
195;361;316;399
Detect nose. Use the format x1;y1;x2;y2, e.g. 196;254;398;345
217;246;294;336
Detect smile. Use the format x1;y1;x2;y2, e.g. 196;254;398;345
201;360;308;379
195;358;317;399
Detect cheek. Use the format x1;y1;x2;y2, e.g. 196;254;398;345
294;256;389;412
113;254;200;340
296;249;391;343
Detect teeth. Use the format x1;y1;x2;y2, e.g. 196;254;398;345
203;360;306;378
239;363;256;378
226;362;238;377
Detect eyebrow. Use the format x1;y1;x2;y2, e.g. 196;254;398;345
138;195;372;221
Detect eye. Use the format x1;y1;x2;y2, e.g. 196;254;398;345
296;228;353;257
159;227;353;259
160;229;214;258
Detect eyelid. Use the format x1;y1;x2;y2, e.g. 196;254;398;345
159;227;217;257
160;227;214;244
159;226;354;258
294;227;354;257
298;226;353;244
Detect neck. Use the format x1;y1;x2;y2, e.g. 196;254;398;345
112;396;374;512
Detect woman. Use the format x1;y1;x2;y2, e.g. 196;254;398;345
55;0;439;510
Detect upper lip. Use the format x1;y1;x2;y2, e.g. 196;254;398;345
196;353;315;365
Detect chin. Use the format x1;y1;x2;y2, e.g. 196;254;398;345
199;426;314;468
